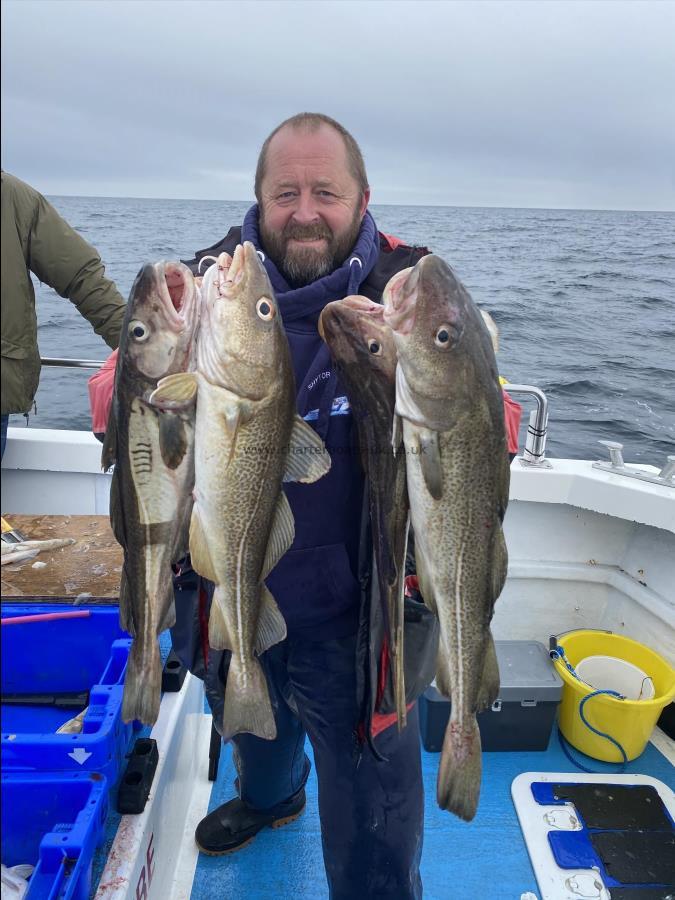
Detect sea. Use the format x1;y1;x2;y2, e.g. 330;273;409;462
21;197;675;465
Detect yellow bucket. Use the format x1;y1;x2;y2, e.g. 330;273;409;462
552;630;675;762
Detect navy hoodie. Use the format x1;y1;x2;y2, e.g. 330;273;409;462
190;206;382;641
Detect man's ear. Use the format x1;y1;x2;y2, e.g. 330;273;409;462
359;188;371;218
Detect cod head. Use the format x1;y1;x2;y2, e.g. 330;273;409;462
121;261;200;383
199;243;289;399
319;295;397;389
382;255;500;421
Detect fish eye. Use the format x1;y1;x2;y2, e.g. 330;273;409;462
367;338;382;355
435;326;451;348
256;297;275;321
129;320;150;341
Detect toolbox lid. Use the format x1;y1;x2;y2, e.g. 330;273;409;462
495;640;563;702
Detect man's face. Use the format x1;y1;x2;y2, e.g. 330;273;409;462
259;124;370;287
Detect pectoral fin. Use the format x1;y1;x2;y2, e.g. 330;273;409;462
149;372;198;410
284;416;332;483
158;412;190;470
418;429;443;501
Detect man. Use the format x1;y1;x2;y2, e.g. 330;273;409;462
1;172;126;458
173;113;434;899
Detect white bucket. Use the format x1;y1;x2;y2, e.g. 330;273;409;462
576;654;655;701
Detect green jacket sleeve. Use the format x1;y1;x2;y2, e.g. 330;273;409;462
27;189;127;350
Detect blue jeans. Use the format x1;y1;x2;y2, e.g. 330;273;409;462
230;634;424;900
1;414;8;460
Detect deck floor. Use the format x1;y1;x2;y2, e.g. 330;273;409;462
189;729;674;899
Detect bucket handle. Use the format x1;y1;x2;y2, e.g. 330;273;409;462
549;629;614;656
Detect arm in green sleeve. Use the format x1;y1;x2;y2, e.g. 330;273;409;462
27;191;127;350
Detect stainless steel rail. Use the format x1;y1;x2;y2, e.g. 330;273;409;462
502;384;550;467
40;357;104;369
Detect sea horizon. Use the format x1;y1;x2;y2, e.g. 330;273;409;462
42;191;675;216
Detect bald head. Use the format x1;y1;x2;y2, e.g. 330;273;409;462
254;113;369;205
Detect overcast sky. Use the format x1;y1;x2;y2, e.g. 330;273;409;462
2;0;674;210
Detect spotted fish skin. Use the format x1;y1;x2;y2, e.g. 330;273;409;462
319;295;408;730
151;244;331;742
383;255;509;821
103;261;200;725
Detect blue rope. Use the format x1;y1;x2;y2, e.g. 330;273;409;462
550;645;628;773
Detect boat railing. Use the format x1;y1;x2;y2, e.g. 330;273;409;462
502;384;550;467
41;357;104;369
41;361;555;467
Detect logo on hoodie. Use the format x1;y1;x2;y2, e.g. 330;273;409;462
303;396;351;423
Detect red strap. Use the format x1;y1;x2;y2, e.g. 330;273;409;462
502;389;523;455
381;232;407;251
87;348;118;433
371;703;415;738
404;575;419;596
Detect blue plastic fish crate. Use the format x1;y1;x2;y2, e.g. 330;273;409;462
1;771;108;900
1;605;133;785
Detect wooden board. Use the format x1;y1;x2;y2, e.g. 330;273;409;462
1;514;122;603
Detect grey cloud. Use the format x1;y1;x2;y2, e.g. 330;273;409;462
2;0;674;209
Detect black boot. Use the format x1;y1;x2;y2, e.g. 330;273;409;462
195;786;306;855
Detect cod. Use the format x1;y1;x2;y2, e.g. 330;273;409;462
383;255;509;821
151;243;330;741
103;261;200;725
319;296;408;729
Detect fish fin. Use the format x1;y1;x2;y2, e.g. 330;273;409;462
392;414;403;456
283;416;332;483
222;653;277;741
476;632;500;712
218;395;249;466
415;545;436;614
149;372;198;410
437;717;482;820
435;648;452;699
101;404;118;470
122;637;161;725
480;309;499;353
118;564;136;636
418;429;443;500
108;466;128;549
254;584;287;655
391;604;407;730
261;491;295;579
157;595;177;634
491;527;508;605
158;411;190;470
189;506;218;582
208;590;234;651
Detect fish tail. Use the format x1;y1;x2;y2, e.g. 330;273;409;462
221;653;276;742
437;716;482;821
122;636;161;725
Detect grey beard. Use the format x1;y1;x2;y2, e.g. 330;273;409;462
260;210;363;288
282;246;336;285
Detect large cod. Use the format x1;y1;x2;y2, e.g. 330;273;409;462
383;255;509;821
103;261;200;725
151;243;331;741
319;296;408;730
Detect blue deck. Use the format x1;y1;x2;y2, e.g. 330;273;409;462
191;730;674;899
